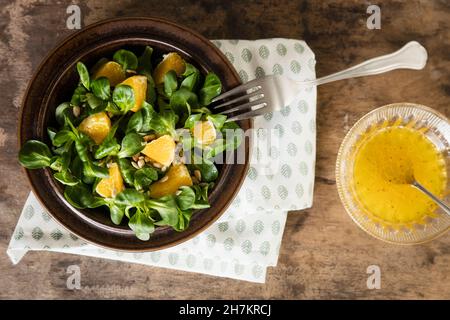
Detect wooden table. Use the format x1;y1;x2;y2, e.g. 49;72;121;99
1;0;449;299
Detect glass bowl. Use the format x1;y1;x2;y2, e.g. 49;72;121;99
336;103;450;244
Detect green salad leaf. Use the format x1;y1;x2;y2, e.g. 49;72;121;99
52;130;76;147
134;167;158;190
76;62;90;90
108;204;126;225
190;161;218;182
85;93;103;110
184;113;202;129
129;210;154;241
91;77;111;100
206;114;227;130
117;158;137;186
70;85;87;106
199;73;221;106
114;188;146;206
112;85;135;113
54;171;79;186
64;183;104;209
94;120;121;159
117;132;145;158
137;46;154;76
19;140;53;169
138;102;177;136
113;49;138;71
176;186;196;210
163;70;178;98
55;102;75;127
47;127;57;144
180;63;200;92
149;196;179;227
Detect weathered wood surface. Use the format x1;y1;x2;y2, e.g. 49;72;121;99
0;0;449;299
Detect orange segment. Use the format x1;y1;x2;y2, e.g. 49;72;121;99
92;61;126;87
192;120;217;146
149;164;193;198
153;52;186;84
141;135;175;167
120;75;147;112
95;163;125;198
78;111;111;144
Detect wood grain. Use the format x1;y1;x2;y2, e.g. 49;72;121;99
0;0;449;299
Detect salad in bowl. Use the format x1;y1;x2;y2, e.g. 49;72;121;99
19;46;241;241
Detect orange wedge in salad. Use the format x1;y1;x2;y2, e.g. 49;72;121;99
192;120;217;146
92;61;126;87
149;164;193;198
153;52;186;84
141;135;176;167
120;75;148;112
95;163;125;198
78;111;111;145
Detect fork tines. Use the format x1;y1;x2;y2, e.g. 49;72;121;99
210;78;270;121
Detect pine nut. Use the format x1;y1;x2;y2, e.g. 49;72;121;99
72;106;81;117
132;154;140;162
194;170;202;181
131;161;140;169
137;159;145;168
175;128;189;136
175;190;182;196
153;162;162;169
144;156;152;163
160;176;168;182
143;134;156;142
175;142;182;153
161;166;167;172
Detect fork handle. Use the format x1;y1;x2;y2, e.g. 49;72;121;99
309;41;427;86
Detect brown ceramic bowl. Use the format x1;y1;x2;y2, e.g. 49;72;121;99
19;17;251;251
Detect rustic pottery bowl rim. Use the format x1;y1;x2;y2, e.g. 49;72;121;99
18;17;252;251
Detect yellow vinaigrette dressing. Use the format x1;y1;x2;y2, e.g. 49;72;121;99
352;119;447;227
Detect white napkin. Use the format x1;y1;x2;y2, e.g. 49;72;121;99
7;39;316;283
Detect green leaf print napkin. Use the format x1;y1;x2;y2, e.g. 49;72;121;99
7;39;316;283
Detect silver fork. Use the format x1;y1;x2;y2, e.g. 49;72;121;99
211;41;428;122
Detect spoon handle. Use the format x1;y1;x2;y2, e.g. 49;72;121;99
413;181;450;216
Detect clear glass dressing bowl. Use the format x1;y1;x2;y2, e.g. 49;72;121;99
336;103;450;244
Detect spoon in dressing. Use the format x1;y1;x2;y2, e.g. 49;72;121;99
403;169;450;216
